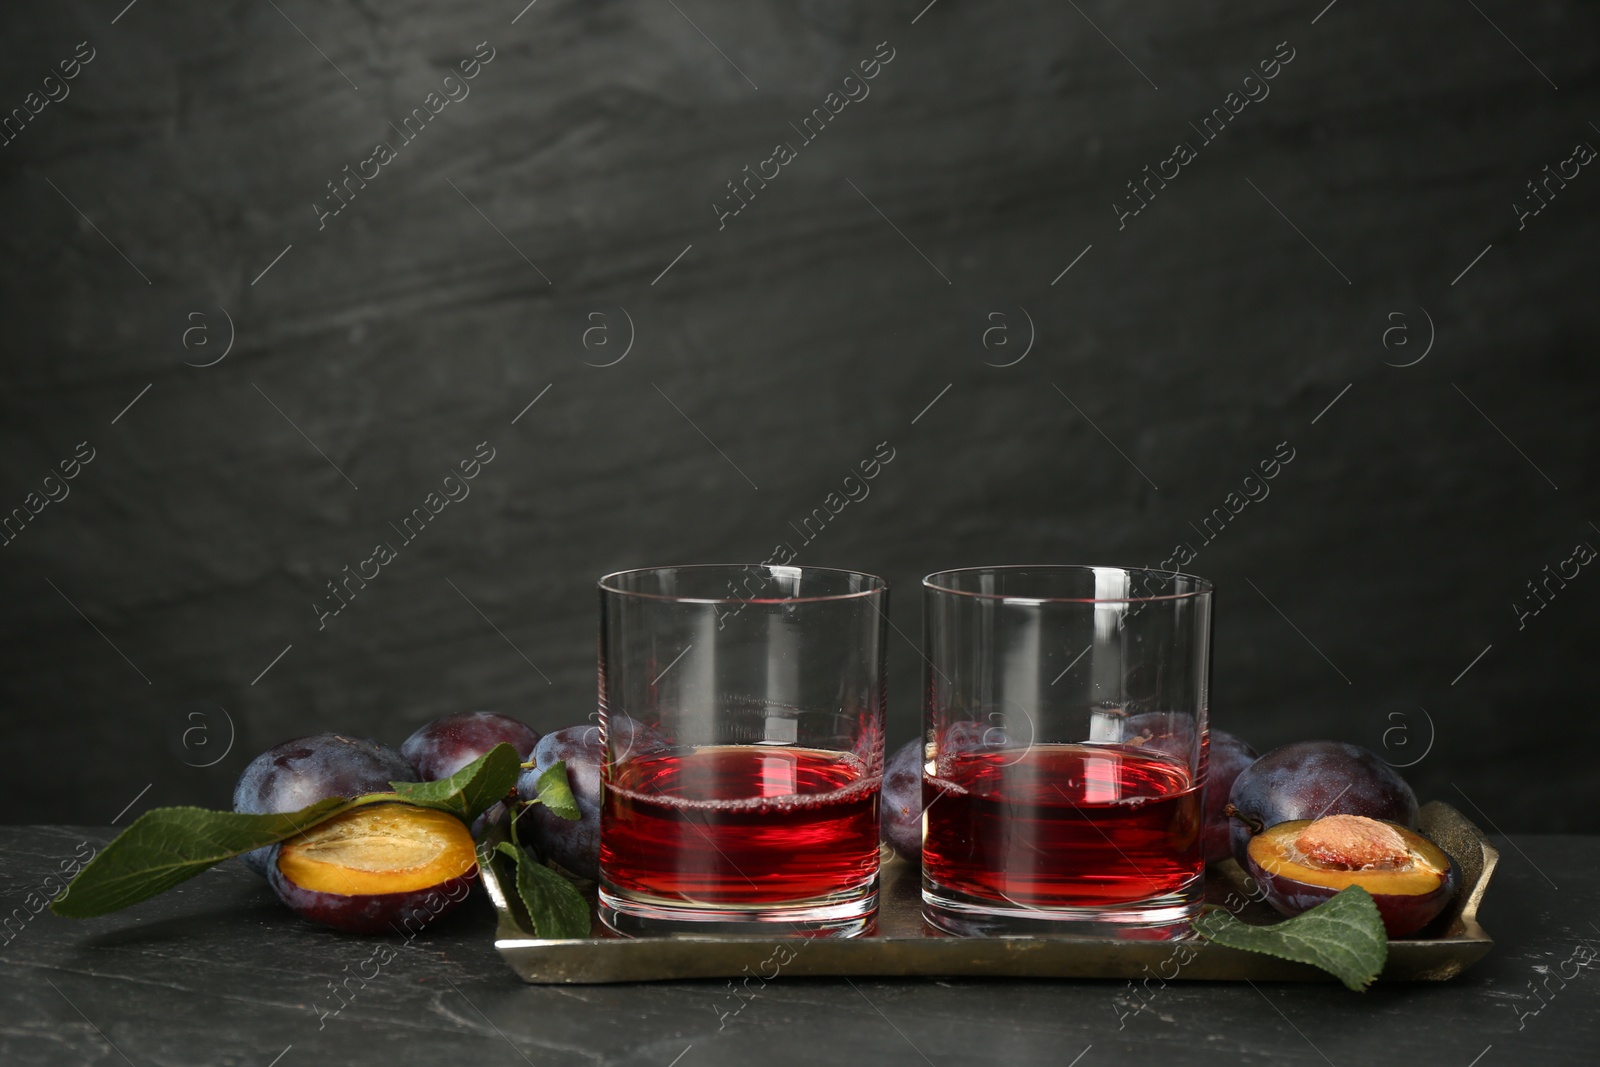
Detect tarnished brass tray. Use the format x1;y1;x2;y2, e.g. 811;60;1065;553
484;800;1496;984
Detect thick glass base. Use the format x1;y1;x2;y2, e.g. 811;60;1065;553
922;874;1204;939
599;878;878;938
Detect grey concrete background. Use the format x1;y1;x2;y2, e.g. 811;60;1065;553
0;0;1594;828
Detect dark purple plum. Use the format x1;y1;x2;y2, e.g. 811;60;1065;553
268;804;477;934
1119;712;1198;763
517;725;603;879
470;800;508;839
1227;740;1418;866
880;738;923;859
516;718;670;880
936;719;1007;764
604;715;672;764
1119;714;1250;862
941;719;991;751
400;711;541;781
233;733;418;876
1201;730;1257;862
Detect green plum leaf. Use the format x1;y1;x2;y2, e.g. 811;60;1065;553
388;742;522;822
1194;885;1389;990
531;760;582;821
495;842;590;939
51;797;360;918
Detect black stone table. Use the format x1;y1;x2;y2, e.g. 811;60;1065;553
3;827;1596;1066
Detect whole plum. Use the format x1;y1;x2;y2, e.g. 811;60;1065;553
516;725;603;880
233;733;418;876
516;718;670;880
1227;740;1418;866
400;711;541;781
1119;711;1197;762
935;719;1006;764
1119;714;1251;862
1201;730;1258;863
880;738;923;859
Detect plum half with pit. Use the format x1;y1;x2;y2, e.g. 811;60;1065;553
1227;740;1418;866
233;733;419;876
400;711;541;781
1243;813;1455;936
880;738;922;859
268;803;478;934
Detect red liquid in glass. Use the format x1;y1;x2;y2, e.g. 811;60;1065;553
601;746;880;905
924;744;1202;908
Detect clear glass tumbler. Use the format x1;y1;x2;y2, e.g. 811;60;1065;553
596;564;888;937
920;566;1213;938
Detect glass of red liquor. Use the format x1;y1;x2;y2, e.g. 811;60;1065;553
920;566;1214;938
596;564;888;937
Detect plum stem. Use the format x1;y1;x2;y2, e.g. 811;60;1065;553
1225;803;1265;836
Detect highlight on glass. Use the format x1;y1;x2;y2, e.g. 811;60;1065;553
596;564;888;937
919;565;1214;938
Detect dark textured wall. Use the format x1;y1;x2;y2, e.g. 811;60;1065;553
1;1;1595;830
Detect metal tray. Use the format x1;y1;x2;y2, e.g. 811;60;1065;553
484;800;1496;984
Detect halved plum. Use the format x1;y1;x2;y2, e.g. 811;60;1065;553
1243;814;1455;937
269;804;478;934
233;733;419;877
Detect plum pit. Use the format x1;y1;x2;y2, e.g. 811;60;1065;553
1293;814;1412;871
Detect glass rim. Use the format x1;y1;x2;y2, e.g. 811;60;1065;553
922;564;1213;605
598;563;888;605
